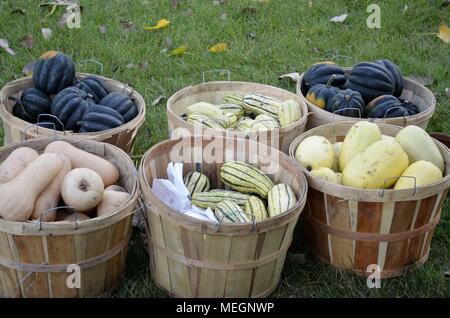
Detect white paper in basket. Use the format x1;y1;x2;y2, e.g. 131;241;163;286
152;162;218;223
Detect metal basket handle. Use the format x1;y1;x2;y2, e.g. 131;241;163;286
36;206;77;230
379;176;417;197
332;107;362;137
215;211;257;232
383;106;408;125
78;59;104;75
202;69;231;83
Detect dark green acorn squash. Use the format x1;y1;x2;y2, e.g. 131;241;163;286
306;75;340;109
400;99;419;116
367;95;408;118
33;51;76;94
99;92;138;123
327;89;365;118
345;62;395;103
302;62;346;94
50;87;92;131
75;76;109;103
78;104;124;132
11;87;51;123
374;59;403;97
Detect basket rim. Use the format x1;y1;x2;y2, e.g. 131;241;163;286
295;69;436;123
0;136;139;235
0;73;146;138
288;121;450;202
166;80;309;134
139;135;308;234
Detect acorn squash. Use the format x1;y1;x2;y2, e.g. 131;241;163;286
327;89;365;118
33;51;76;94
366;95;407;118
78;104;124;132
12;87;51;123
306;76;340;109
75;76;109;103
302;62;346;93
345;62;395;103
51;87;92;131
100;92;138;123
374;59;403;97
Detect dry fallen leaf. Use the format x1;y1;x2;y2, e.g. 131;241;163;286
119;20;134;30
23;60;37;76
445;88;450;98
246;31;256;40
220;13;227;21
0;38;16;56
21;34;34;49
208;42;228;53
139;61;149;70
241;7;257;15
170;0;180;9
152;95;166;106
144;19;170;30
278;72;301;82
437;24;450;43
185;9;193;16
308;0;313;7
165;37;173;47
441;0;450;8
330;14;348;23
42;28;53;39
11;8;26;15
126;63;135;69
169;45;187;57
99;25;107;34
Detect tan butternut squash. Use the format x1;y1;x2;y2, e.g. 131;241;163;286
31;154;72;222
105;185;126;192
61;168;105;212
45;141;119;186
56;212;90;223
97;190;130;217
0;147;39;184
0;153;63;221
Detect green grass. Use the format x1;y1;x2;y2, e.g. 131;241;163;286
0;0;449;297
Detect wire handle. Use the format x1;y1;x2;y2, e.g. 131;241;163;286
36;206;76;230
379;176;417;197
215;211;257;232
202;69;231;83
78;59;104;75
332;107;362;137
383;106;408;125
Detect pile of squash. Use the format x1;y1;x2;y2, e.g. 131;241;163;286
295;121;445;190
12;51;139;132
182;93;302;132
0;141;130;222
302;60;420;118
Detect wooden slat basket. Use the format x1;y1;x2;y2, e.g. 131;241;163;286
0;73;146;155
296;69;436;130
167;81;308;154
0;137;139;297
139;136;308;297
289;122;450;278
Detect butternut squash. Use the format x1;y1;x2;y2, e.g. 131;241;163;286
45;141;119;186
0;153;63;221
339;121;382;171
395;125;445;172
105;185;126;192
394;160;443;190
97;190;130;217
57;212;90;223
295;136;334;170
31;154;72;222
61;168;105;212
342;139;409;189
0;147;39;184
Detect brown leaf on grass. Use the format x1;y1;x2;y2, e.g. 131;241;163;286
171;0;181;9
21;34;34;49
408;75;434;86
241;7;257;15
441;0;450;8
278;72;301;82
22;60;37;76
126;63;135;69
11;8;26;15
119;19;134;30
330;14;348;23
246;31;256;40
185;9;193;16
437;24;450;43
0;38;16;56
139;61;149;70
99;25;107;34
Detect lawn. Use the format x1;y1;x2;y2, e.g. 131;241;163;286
0;0;449;297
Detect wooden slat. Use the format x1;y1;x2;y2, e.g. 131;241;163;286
306;188;330;262
326;195;353;269
224;269;253;298
383;200;417;270
354;202;382;271
377;202;395;270
406;195;438;265
250;260;277;297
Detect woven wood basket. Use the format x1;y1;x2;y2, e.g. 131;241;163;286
296;69;436;130
0;137;139;297
167;81;308;154
289;122;450;278
0;73;146;155
139;135;308;297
